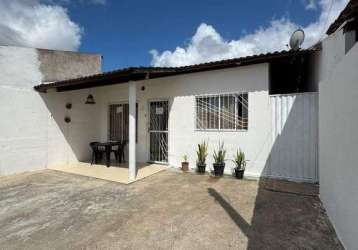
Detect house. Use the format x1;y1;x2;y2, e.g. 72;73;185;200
29;48;317;183
0;0;357;248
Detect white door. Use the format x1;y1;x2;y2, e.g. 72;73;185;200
149;100;169;163
269;93;318;182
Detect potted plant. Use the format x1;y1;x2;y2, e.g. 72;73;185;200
233;149;247;179
196;141;208;174
181;155;189;172
213;142;226;176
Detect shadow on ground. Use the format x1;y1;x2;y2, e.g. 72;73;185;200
208;178;343;250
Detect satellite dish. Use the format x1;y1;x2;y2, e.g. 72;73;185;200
289;29;305;50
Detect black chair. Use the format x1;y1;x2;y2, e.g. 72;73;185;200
90;142;105;165
111;140;127;164
120;140;128;163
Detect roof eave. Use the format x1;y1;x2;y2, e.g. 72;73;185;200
34;49;316;93
326;0;358;35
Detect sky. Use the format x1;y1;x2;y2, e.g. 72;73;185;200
0;0;349;71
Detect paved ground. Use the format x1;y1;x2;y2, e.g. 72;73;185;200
49;162;167;184
0;170;343;250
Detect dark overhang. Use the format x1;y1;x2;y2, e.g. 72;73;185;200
326;0;358;35
34;49;316;93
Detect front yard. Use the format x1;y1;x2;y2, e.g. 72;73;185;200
0;170;342;249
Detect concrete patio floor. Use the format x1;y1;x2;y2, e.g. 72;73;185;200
48;162;167;184
0;170;343;250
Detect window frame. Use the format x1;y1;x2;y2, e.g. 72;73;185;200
194;92;249;132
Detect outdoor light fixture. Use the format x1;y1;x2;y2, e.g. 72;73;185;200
85;94;95;104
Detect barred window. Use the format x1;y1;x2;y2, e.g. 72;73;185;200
195;93;248;130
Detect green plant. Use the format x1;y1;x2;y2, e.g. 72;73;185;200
182;154;188;162
213;142;226;164
233;149;246;170
196;141;208;165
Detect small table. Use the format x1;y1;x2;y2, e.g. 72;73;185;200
97;141;120;168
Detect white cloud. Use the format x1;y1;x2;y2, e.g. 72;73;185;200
0;0;82;51
304;0;318;10
150;0;349;67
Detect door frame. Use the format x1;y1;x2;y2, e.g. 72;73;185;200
147;98;170;164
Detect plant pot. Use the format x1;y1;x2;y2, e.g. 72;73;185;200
213;163;225;176
196;163;206;174
181;162;189;172
234;168;245;179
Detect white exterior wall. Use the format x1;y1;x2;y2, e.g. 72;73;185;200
97;64;272;176
318;27;358;249
0;46;101;175
0;47;48;175
42;89;101;166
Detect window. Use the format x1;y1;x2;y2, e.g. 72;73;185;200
195;93;248;130
108;103;138;141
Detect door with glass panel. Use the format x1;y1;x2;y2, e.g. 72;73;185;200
108;103;138;141
149;100;169;163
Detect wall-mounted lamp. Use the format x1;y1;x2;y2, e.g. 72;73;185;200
85;94;95;104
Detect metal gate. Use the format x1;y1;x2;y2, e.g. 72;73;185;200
268;93;318;182
149;100;169;163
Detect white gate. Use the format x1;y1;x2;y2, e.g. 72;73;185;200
268;93;318;182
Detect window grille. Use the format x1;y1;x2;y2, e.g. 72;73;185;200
195;93;248;130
